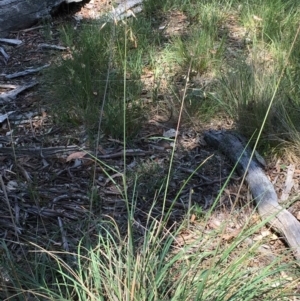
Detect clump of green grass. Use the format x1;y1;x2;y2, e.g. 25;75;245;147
239;0;297;43
1;206;299;301
218;57;300;154
43;19;151;140
42;0;233;142
219;61;276;135
215;0;300;155
160;0;228;75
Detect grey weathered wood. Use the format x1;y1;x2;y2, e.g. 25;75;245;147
0;145;81;158
0;38;22;45
204;130;300;260
108;0;143;21
4;64;50;79
0;0;83;38
0;81;38;103
38;43;67;51
0;47;10;62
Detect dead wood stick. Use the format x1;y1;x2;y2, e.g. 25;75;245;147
109;0;143;20
58;217;69;252
0;146;157;159
38;43;67;51
204;130;300;260
14;26;44;33
0;82;38;103
0;84;17;89
0;145;81;158
4;64;50;79
0;46;9;61
0;38;22;46
113;6;143;20
97;149;155;159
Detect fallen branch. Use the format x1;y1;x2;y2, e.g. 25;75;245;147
38;43;67;51
108;0;143;21
0;111;15;123
0;146;158;159
0;145;81;158
4;64;49;79
98;149;155;159
0;38;22;46
0;46;9;62
204;130;300;260
0;81;38;103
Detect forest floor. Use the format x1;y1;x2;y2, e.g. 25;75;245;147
1;0;300;299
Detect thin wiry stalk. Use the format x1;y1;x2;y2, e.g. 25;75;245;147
91;22;116;214
162;60;193;213
236;21;300;197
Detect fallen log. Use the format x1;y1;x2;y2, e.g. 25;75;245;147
204;130;300;260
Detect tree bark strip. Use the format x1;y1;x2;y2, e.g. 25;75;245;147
204;130;300;260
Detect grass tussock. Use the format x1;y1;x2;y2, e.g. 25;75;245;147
1;212;299;301
43;22;145;140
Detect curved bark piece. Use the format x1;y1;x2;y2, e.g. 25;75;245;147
204;130;300;260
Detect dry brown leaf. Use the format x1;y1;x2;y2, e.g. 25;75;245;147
190;213;196;223
66;151;87;162
222;229;241;241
